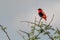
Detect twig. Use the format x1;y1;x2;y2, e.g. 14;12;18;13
19;30;30;40
0;25;11;40
36;18;42;37
36;28;44;37
32;16;36;36
17;31;26;40
38;17;42;25
36;29;41;37
34;16;36;27
20;21;40;26
47;33;54;40
48;14;54;26
3;30;11;40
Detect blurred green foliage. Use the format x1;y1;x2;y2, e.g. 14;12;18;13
0;15;60;40
19;16;60;40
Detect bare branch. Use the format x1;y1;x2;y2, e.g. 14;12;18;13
20;21;40;27
19;30;30;40
17;31;26;40
0;25;11;40
47;34;54;40
38;18;42;25
48;14;54;26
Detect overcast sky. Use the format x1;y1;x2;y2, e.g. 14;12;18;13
0;0;60;40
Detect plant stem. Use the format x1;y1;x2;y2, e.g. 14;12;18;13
19;30;30;40
3;30;11;40
38;18;42;24
47;34;54;40
0;25;11;40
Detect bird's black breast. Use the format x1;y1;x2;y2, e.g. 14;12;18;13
38;12;43;17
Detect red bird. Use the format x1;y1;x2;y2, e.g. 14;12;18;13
38;8;47;21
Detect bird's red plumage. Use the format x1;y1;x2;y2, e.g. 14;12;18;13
38;8;47;21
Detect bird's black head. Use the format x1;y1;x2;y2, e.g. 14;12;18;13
38;8;42;10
